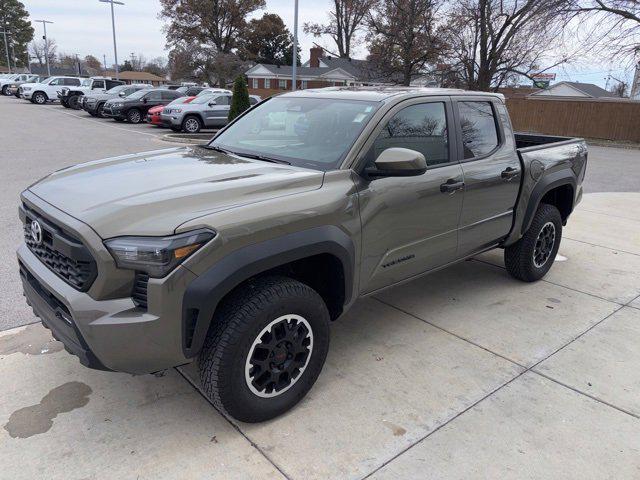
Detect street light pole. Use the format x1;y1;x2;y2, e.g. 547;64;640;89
292;0;298;91
34;19;53;76
99;0;124;80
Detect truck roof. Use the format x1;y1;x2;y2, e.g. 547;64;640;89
281;86;505;102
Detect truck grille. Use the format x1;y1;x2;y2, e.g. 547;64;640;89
22;205;97;291
132;272;149;309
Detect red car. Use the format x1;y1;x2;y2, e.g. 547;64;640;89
147;96;196;126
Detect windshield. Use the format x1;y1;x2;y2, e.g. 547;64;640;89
106;85;126;94
191;94;216;104
125;89;148;100
209;97;380;171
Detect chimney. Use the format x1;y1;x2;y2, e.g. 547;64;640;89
310;47;323;68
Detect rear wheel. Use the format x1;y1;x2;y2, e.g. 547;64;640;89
1;85;8;96
127;108;142;123
505;203;562;282
182;115;202;134
198;276;330;423
33;92;47;104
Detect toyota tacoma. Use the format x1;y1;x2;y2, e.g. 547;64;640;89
18;87;586;422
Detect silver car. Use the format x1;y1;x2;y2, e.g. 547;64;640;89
161;93;261;133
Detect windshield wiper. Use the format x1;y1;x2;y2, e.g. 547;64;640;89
201;145;291;165
233;152;291;165
201;144;232;155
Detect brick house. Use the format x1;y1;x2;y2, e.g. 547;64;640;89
246;47;383;97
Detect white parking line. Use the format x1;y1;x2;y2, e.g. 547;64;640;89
42;104;162;139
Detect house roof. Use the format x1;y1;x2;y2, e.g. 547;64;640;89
103;70;167;82
247;63;357;80
533;81;614;98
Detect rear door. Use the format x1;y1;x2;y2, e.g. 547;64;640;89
453;97;521;257
356;97;465;293
143;90;163;112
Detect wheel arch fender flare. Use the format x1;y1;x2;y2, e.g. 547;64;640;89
521;170;577;235
181;225;356;358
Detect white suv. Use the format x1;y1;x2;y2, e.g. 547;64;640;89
20;76;83;104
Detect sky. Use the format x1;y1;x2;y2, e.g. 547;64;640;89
22;0;635;88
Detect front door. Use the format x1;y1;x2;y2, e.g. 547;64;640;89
203;95;231;126
357;98;464;294
453;98;522;257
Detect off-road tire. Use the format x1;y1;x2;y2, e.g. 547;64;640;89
33;92;47;104
127;108;142;123
182;115;202;134
505;203;562;282
198;276;330;423
68;95;81;110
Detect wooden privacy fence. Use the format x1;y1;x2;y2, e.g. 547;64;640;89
506;97;640;143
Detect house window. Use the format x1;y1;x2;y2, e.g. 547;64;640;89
301;80;307;89
279;79;287;89
252;78;258;89
265;78;271;89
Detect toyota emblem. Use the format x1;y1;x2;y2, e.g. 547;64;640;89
30;220;43;245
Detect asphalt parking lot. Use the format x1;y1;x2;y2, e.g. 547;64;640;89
1;94;639;479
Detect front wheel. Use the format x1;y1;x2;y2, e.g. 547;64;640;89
33;92;47;104
68;95;81;110
1;85;8;96
127;108;142;124
198;276;330;423
96;103;106;118
505;203;562;282
182;115;202;134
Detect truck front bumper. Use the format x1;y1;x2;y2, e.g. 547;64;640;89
17;241;197;375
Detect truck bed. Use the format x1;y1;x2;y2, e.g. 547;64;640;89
514;133;578;150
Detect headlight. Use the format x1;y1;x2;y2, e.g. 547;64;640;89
112;102;123;107
172;108;182;113
22;86;31;91
105;229;215;277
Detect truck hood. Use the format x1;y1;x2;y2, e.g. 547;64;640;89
28;146;324;238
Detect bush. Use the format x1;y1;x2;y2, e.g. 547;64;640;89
228;75;251;122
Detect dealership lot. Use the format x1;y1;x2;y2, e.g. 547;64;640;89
1;95;639;479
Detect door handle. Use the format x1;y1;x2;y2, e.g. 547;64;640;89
501;167;519;180
440;179;465;193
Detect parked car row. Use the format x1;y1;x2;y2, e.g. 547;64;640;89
1;73;261;134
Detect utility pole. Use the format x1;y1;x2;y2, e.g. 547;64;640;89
75;53;81;76
103;53;107;74
34;19;53;76
99;0;124;80
292;0;298;91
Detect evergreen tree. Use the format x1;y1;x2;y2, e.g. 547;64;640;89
228;75;251;122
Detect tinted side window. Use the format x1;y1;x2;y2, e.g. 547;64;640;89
145;91;163;101
458;101;499;159
49;78;61;86
214;96;230;106
66;78;81;86
372;102;449;166
93;80;105;89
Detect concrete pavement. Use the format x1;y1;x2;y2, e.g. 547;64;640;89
1;191;639;479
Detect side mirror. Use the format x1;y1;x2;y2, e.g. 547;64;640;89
143;97;148;104
365;148;427;178
208;100;217;106
119;91;126;97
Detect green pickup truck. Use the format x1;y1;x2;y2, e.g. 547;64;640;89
18;87;587;422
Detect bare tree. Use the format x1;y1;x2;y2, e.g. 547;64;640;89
304;0;376;58
29;37;57;67
609;78;629;96
367;0;445;85
160;0;264;85
441;0;576;91
567;1;640;61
